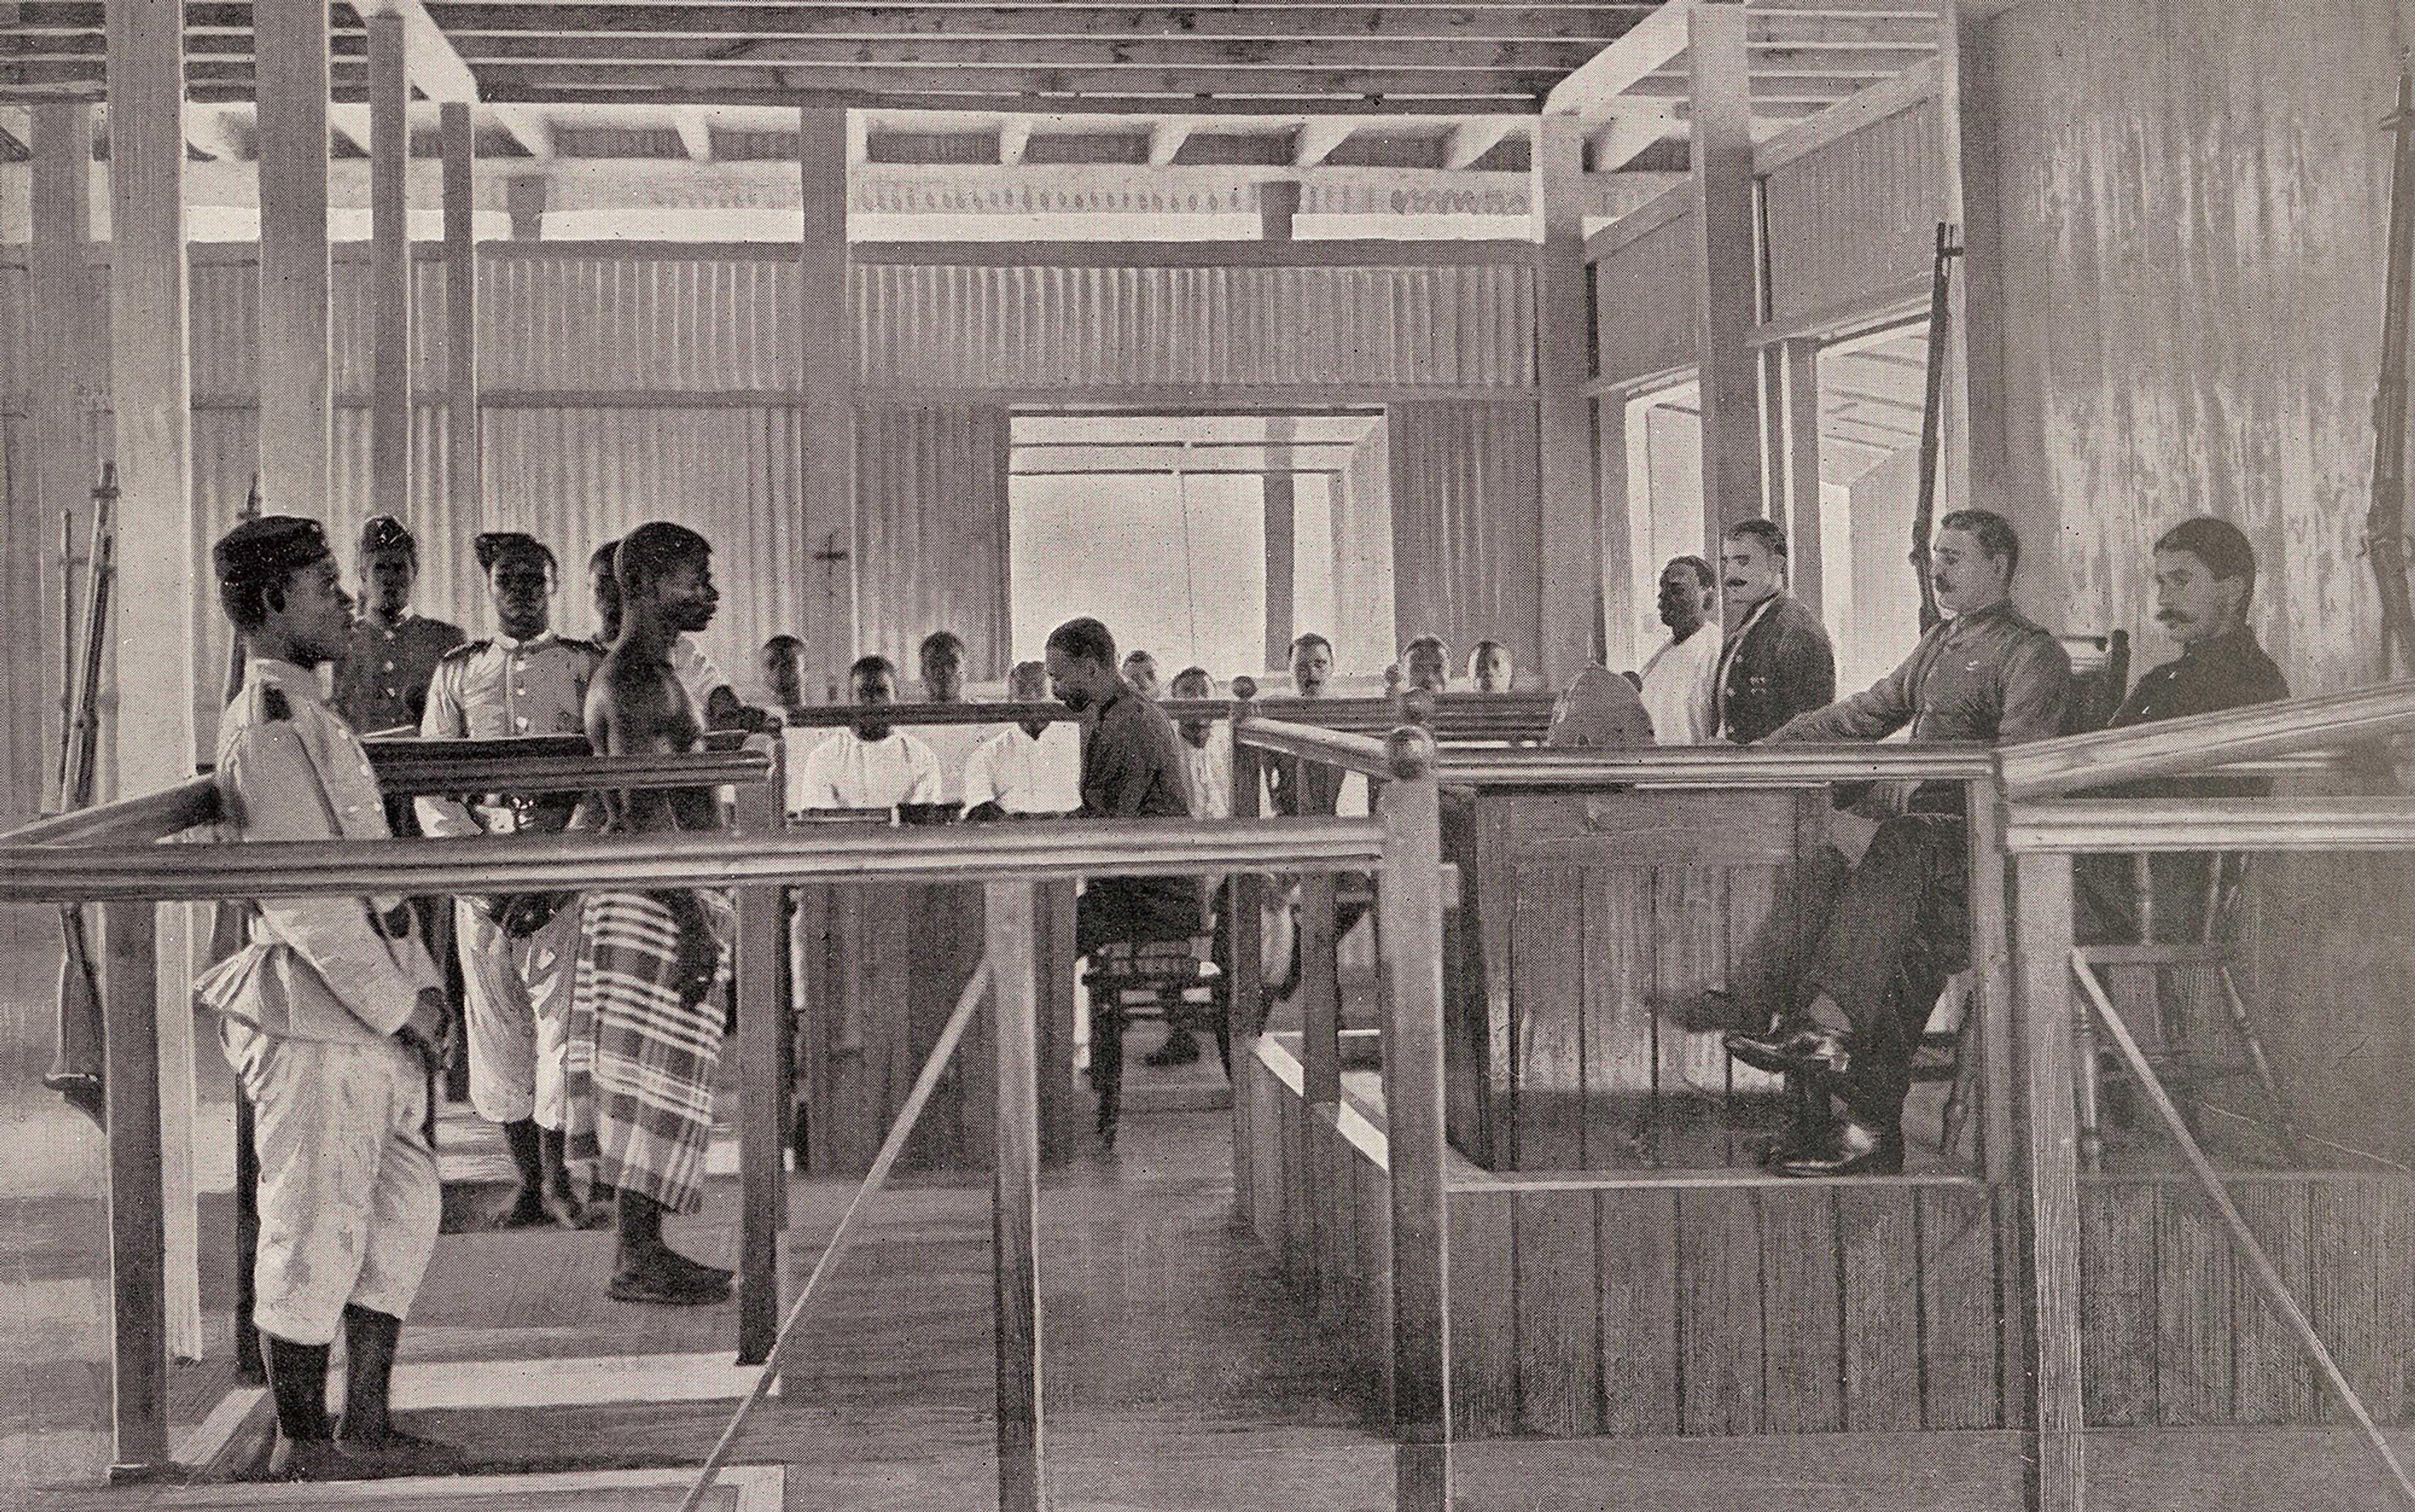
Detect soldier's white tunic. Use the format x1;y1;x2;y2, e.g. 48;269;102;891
416;631;601;1128
196;659;442;1347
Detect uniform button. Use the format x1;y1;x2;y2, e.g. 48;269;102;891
384;687;397;698
516;716;530;730
382;660;394;672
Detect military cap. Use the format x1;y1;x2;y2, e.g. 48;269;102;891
214;515;331;592
358;514;416;557
474;530;554;574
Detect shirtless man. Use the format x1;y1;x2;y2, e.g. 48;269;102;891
588;538;770;735
565;523;735;1305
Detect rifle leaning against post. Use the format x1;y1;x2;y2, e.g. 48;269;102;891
225;475;262;706
43;462;118;1129
1911;221;1963;636
2372;64;2415;680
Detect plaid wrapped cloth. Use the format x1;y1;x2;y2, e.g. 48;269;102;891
562;889;733;1215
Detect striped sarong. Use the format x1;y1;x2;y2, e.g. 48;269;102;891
563;889;733;1215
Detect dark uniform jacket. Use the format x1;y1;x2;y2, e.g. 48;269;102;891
1715;592;1837;745
1076;686;1201;949
2079;626;2291;942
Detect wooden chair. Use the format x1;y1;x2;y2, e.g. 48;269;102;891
2057;629;2131;736
2070;852;2299;1171
1082;935;1225;1141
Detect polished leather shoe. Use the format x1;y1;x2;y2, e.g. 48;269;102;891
1772;1119;1904;1177
1723;1025;1852;1077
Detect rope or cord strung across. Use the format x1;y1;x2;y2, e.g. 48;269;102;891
673;957;995;1512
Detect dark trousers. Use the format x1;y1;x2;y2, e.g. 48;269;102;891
1801;814;1970;1127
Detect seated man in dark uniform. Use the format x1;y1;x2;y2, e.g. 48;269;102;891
2077;516;2292;943
1045;616;1197;1148
1728;509;2071;1176
1714;518;1836;743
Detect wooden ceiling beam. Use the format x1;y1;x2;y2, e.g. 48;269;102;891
1588;102;1679;171
198;82;1540;116
445;60;1569;97
404;5;1653;43
1292;119;1355;167
1146;121;1190;166
1443;118;1518;169
674;104;713;159
1629;73;1870;103
436;35;1603;69
997;117;1031;165
1543;0;1694;118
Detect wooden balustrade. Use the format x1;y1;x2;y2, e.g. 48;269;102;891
12;730;1455;1508
2001;680;2415;799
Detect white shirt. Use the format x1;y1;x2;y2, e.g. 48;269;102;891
670;635;725;721
1181;737;1231;820
794;730;941;811
1639;621;1723;745
960;724;1083;815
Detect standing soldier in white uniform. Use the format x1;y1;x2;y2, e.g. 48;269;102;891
419;532;606;1230
194;516;460;1480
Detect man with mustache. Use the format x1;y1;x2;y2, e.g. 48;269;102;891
418;533;605;1231
1638;554;1722;744
1713;519;1836;743
1728;508;2070;1176
2076;516;2290;943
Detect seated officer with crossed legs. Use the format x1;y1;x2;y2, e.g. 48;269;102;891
195;517;461;1479
1727;509;2071;1176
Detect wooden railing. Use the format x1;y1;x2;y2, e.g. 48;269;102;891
1;727;1462;1512
1999;685;2415;1512
778;691;1557;743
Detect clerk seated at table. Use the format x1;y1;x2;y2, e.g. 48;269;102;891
1726;509;2071;1177
792;654;941;814
962;661;1084;820
1045;616;1198;1147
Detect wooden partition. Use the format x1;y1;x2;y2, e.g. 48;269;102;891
791;878;1081;1174
1442;784;1825;1170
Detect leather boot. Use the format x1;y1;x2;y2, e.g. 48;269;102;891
1772;1117;1905;1178
261;1333;341;1480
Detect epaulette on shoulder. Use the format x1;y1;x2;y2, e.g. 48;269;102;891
569;636;608;659
440;638;492;664
257;684;293;723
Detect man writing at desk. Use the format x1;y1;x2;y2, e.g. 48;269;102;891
1727;508;2070;1176
1045;616;1196;1147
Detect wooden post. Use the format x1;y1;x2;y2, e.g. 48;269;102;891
106;0;203;1372
1228;737;1265;1222
1689;0;1765;539
1594;391;1635;671
1263;413;1299;681
1379;728;1450;1512
985;881;1046;1512
440;103;480;531
735;738;784;1365
367;11;412;521
1774;340;1824;617
1938;4;2036;604
28;101;91;815
101;901;167;1480
1259;177;1301;243
2013;851;2084;1512
1967;775;2026;1425
254;0;333;516
1534;113;1597;684
799;108;855;700
1301;870;1341;1105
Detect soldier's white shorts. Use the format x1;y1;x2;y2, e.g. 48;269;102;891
457;896;579;1128
221;1025;437;1348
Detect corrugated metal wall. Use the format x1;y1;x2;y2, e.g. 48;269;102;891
855;261;1536;391
1387;399;1544;668
2;243;1527;767
1594;204;1701;388
1760;99;1943;326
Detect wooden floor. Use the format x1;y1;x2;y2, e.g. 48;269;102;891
10;905;2415;1511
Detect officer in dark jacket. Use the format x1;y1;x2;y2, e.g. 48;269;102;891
2077;516;2292;943
1713;519;1837;743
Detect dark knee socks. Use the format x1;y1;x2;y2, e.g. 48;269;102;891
501;1118;544;1192
338;1304;404;1442
263;1335;332;1443
538;1125;573;1193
